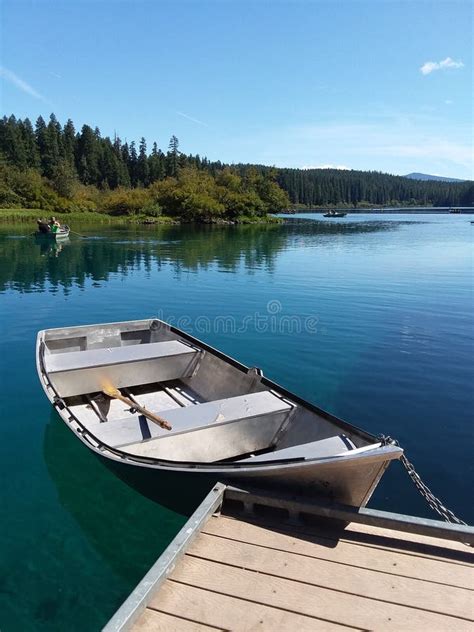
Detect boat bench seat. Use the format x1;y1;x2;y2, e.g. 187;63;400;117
237;434;356;463
92;391;293;463
45;340;199;397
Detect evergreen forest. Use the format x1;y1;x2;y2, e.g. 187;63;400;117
0;114;472;221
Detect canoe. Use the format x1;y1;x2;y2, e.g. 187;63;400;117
324;212;347;217
36;319;402;506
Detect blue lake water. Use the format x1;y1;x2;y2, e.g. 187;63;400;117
0;213;473;630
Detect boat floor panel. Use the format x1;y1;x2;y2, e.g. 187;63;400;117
68;383;198;429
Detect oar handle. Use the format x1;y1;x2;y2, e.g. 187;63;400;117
115;392;172;431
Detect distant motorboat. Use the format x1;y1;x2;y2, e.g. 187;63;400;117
449;208;461;214
324;211;347;218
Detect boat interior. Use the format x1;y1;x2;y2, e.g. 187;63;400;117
39;320;377;464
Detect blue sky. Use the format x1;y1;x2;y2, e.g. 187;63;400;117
1;0;472;178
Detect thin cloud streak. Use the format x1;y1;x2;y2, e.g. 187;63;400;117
296;123;472;168
0;66;47;101
227;118;473;178
176;111;209;127
420;57;464;75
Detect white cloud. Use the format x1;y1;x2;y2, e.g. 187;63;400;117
176;111;208;127
0;65;46;100
420;57;464;75
302;164;350;170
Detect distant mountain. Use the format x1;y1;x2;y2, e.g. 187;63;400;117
404;172;465;183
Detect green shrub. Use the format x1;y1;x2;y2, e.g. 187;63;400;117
101;187;151;215
141;200;162;217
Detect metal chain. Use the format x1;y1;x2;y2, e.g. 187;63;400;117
379;436;468;526
399;453;467;525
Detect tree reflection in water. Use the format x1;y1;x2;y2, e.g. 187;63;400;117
0;220;394;294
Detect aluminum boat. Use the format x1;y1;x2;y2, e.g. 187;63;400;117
36;319;402;506
36;222;70;240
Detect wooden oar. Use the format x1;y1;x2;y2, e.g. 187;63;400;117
102;383;172;431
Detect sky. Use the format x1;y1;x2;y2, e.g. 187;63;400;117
0;0;472;179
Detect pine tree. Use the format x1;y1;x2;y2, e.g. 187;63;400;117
149;142;165;182
62;119;77;168
19;118;40;168
39;113;63;178
35;116;47;164
0;115;28;168
137;137;150;186
128;141;138;186
76;124;100;185
166;135;179;177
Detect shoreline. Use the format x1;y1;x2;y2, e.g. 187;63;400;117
282;207;474;215
0;209;282;226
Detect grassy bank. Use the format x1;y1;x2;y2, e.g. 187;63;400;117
0;208;123;224
0;208;281;226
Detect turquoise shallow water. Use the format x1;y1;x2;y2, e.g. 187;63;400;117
0;214;473;630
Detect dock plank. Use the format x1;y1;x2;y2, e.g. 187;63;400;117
151;580;353;631
216;516;472;563
169;555;473;630
344;520;473;553
133;608;220;631
188;532;472;618
202;516;474;588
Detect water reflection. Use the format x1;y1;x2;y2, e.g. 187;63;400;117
0;220;394;294
34;234;70;258
2;214;471;632
43;413;210;582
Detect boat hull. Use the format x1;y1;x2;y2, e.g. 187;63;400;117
36;319;402;508
96;445;393;511
35;229;70;241
101;440;396;508
48;410;399;507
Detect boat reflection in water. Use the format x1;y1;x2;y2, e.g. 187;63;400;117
43;412;213;584
34;234;70;258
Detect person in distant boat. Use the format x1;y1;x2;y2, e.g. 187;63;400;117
49;216;61;233
37;218;50;233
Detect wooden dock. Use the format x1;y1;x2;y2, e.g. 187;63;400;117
105;484;474;632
